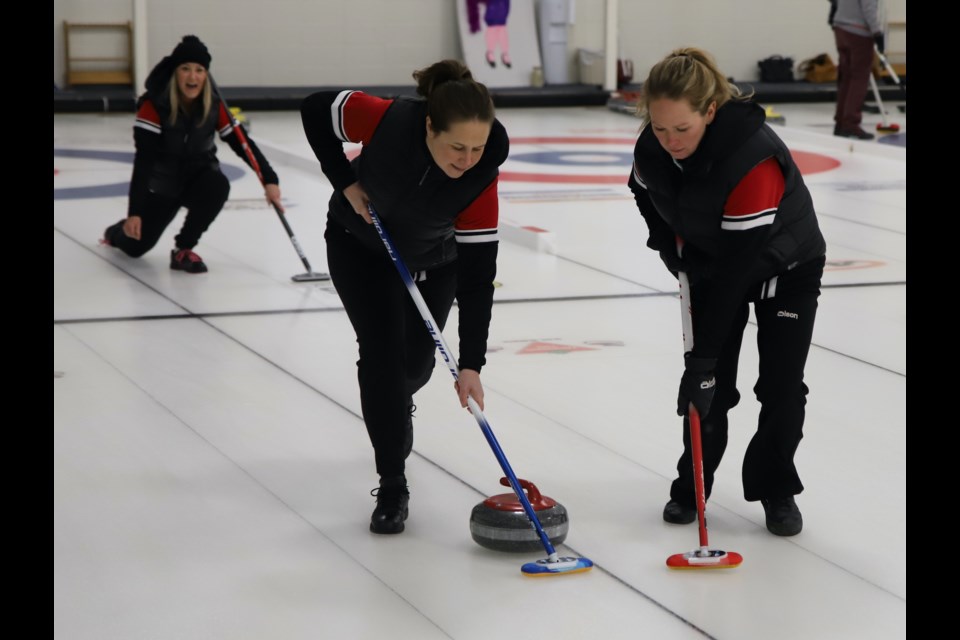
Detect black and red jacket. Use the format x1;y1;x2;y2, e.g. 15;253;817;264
301;90;509;371
629;100;826;358
127;82;277;216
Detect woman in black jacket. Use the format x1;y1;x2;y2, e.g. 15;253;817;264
301;60;509;534
629;48;826;536
102;35;283;273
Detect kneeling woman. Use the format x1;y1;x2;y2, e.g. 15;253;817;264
103;35;283;273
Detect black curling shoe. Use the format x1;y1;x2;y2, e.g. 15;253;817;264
101;221;123;247
834;126;875;140
662;499;697;525
370;476;410;534
761;496;803;536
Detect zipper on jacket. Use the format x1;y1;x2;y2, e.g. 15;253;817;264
418;166;430;186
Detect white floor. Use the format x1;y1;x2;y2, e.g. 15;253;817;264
54;101;906;640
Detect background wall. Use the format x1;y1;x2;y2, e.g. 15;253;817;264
616;0;906;84
53;0;907;90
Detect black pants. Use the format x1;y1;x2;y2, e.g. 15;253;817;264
106;168;230;257
670;256;825;505
326;220;458;478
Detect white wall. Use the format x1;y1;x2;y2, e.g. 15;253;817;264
53;0;907;89
616;0;906;84
54;0;461;89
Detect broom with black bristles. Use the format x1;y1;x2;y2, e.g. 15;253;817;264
210;76;330;282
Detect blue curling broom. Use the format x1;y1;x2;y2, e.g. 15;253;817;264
369;205;592;577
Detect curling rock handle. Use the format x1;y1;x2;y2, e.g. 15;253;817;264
470;478;569;552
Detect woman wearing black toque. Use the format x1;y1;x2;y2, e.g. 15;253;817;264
102;35;283;273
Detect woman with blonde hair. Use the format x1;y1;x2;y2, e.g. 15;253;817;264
629;48;827;536
102;35;283;273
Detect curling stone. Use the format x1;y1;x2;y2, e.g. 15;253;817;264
229;106;251;131
469;477;569;552
764;105;786;125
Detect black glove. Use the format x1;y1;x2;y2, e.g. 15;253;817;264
677;356;717;418
658;249;686;276
874;33;885;54
645;229;685;276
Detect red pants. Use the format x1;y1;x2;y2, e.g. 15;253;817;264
833;27;876;131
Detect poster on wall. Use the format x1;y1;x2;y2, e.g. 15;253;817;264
457;0;543;88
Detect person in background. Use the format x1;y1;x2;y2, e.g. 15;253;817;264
102;35;283;273
830;0;886;140
300;60;509;535
628;47;827;536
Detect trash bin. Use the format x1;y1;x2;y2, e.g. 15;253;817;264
538;0;572;84
578;48;605;86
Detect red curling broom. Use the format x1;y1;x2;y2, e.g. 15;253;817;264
210;76;330;282
666;258;743;570
868;46;900;134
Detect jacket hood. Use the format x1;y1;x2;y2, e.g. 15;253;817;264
143;55;176;102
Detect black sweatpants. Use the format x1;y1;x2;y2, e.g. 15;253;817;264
107;168;230;257
326;220;459;478
670;256;825;505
